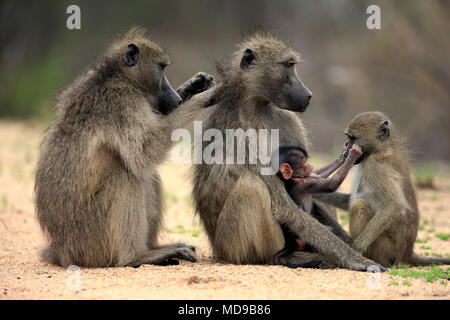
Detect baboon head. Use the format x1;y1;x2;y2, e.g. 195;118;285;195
104;27;182;115
226;33;312;112
345;111;393;164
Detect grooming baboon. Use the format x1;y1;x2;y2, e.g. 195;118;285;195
273;144;360;266
345;111;450;267
35;28;215;267
192;33;384;271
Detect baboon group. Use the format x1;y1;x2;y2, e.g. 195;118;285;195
35;27;450;270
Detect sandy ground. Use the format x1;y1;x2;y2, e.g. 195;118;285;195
0;121;449;300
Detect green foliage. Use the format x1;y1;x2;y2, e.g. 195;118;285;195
435;233;450;241
414;163;436;189
430;194;439;202
1;55;66;119
402;280;412;286
389;265;449;284
415;237;430;243
1;195;7;209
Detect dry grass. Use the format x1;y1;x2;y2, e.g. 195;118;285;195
0;121;448;299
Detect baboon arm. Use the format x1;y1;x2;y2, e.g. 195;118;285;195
313;200;353;245
314;157;345;178
166;87;216;132
312;192;351;211
176;72;214;101
261;174;366;268
352;205;400;254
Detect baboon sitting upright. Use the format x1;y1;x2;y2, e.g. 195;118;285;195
35;28;215;267
192;33;383;271
345;111;450;267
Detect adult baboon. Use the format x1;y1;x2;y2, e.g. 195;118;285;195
35;28;215;267
192;33;383;271
346;112;450;267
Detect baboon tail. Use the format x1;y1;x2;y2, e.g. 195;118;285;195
407;252;450;266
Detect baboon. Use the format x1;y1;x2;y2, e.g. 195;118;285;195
35;27;215;267
192;33;384;271
345;111;450;267
273;144;361;265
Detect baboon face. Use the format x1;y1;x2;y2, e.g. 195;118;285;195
121;42;182;115
345;112;391;164
238;43;312;112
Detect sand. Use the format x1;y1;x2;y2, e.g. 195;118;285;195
0;121;448;300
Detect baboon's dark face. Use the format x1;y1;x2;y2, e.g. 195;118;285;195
239;48;312;112
123;43;182;115
345;112;391;164
270;62;312;112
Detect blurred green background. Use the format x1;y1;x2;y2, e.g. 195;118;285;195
0;0;449;160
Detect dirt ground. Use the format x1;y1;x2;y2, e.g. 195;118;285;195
0;121;449;300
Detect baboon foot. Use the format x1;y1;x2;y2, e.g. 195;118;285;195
285;252;328;269
128;246;197;268
347;257;386;273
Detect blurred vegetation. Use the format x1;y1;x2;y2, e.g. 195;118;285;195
0;0;449;160
414;162;436;189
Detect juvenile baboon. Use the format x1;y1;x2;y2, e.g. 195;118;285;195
192;33;384;271
35;27;215;267
273;144;360;266
345;111;450;267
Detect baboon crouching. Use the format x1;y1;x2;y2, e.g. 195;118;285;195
35;28;214;267
192;34;383;271
346;112;450;267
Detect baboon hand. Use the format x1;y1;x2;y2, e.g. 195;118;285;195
347;256;386;272
182;72;215;99
348;144;362;160
192;72;215;92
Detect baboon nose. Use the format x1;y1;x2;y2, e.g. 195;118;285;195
307;94;312;102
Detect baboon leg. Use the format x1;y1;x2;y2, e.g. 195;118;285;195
127;246;197;268
214;172;284;264
144;173;197;253
349;198;396;267
349;199;374;239
144;172;164;248
274;248;294;265
313;200;353;245
286;251;335;269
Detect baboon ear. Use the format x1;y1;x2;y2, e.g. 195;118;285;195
124;44;139;66
279;163;293;180
377;120;390;141
240;48;255;71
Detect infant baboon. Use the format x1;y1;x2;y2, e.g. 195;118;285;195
346;111;450;267
35;27;215;267
192;33;383;271
273;144;360;265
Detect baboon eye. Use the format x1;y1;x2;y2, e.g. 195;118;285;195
282;61;296;67
159;63;167;70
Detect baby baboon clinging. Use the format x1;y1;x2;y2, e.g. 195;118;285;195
346;111;450;267
35;27;215;267
273;144;360;266
192;33;383;271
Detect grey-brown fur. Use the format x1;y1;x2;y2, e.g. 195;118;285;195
35;27;215;267
346;111;450;267
192;33;383;271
